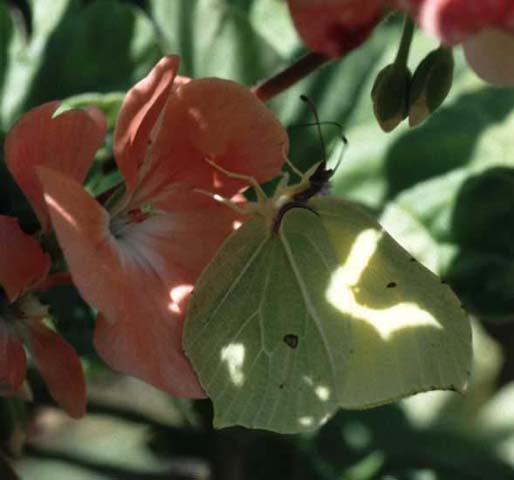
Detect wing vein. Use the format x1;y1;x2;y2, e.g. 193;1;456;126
195;235;270;332
203;311;260;391
279;231;339;400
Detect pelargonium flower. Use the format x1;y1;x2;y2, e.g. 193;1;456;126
5;100;106;232
287;0;514;86
7;56;288;397
286;0;393;57
405;0;514;86
0;216;86;417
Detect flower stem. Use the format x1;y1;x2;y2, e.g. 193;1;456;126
394;14;415;67
252;52;331;102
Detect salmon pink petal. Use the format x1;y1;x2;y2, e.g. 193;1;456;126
38;167;131;325
0;216;50;302
132;78;288;207
114;56;179;193
287;0;385;57
93;195;241;397
5;101;107;231
26;320;86;417
38;168;233;397
463;28;514;86
173;75;192;89
0;326;27;395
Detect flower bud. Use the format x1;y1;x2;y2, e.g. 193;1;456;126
371;63;411;132
408;47;454;127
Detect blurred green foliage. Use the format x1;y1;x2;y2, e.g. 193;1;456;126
1;0;514;478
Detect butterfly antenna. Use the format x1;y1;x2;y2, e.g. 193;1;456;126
332;131;349;174
300;95;326;164
289;120;349;174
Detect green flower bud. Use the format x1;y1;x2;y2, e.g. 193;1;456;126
408;47;454;127
371;63;411;132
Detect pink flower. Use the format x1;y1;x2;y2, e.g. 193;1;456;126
286;0;392;57
0;216;86;418
6;56;288;397
405;0;514;85
287;0;514;86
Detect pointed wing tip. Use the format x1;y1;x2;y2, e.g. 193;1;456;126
212;415;231;431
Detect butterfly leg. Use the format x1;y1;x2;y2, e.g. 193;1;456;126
282;153;305;180
193;188;256;215
204;158;269;205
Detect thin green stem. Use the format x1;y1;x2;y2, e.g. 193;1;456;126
394;14;415;67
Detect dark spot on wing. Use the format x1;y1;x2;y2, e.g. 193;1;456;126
283;334;299;349
410;257;416;262
441;280;447;284
386;282;397;288
279;384;284;389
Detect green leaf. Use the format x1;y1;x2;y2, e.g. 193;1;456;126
0;0;160;128
308;403;514;480
0;0;71;128
452;168;514;257
60;91;124;130
248;0;300;58
23;0;161;109
185;197;471;433
0;2;14;112
379;166;514;316
60;91;125;196
150;0;285;82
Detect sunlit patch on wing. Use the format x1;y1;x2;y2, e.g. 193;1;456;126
220;343;245;387
315;385;330;401
324;227;442;340
326;266;442;340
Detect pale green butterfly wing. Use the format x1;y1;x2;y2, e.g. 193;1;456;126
184;197;472;433
309;196;471;407
185;214;340;431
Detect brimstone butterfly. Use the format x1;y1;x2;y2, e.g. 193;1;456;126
184;143;472;434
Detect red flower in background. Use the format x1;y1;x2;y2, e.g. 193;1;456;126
0;216;86;418
406;0;514;85
406;0;514;44
287;0;514;86
286;0;392;57
6;56;288;397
